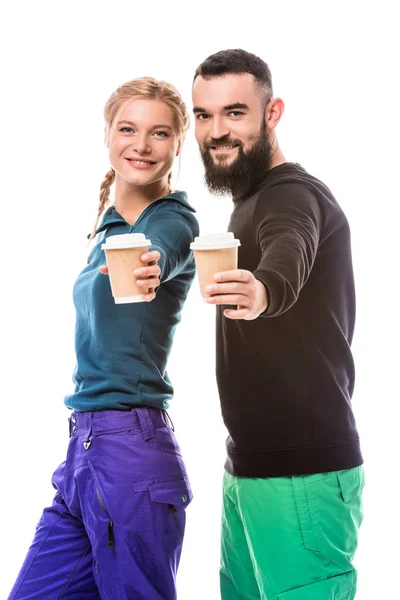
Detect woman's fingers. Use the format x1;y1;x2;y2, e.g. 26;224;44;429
141;250;161;264
100;259;160;302
143;291;157;302
134;265;161;278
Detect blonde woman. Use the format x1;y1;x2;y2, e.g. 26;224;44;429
9;78;198;600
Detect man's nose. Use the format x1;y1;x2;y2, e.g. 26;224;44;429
210;117;230;140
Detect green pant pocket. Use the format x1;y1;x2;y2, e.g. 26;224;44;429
337;466;365;502
277;570;355;599
293;469;363;573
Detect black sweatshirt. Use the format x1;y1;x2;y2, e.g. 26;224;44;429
217;162;363;477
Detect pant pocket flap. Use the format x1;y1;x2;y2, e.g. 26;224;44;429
277;570;354;599
149;477;192;509
337;466;365;502
134;476;193;509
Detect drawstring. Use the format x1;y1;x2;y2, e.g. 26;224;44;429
164;410;175;432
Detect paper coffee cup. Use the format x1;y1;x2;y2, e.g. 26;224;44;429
190;233;241;300
101;233;151;304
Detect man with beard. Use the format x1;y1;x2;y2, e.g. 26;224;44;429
192;49;364;599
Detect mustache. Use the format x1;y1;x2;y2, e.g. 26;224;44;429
202;135;243;151
200;122;271;198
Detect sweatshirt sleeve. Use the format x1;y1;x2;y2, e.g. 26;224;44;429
253;183;322;317
145;205;199;284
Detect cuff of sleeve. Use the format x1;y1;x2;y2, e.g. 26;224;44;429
253;269;285;317
149;242;166;282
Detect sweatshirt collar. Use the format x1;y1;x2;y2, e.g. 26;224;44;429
232;162;305;203
93;190;195;236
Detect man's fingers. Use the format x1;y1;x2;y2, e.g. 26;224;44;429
214;269;251;283
206;282;247;296
223;307;251;320
206;294;248;306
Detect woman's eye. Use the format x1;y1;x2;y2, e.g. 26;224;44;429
154;131;169;138
120;127;134;133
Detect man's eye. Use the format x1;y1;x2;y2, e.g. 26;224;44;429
196;114;210;120
228;111;244;117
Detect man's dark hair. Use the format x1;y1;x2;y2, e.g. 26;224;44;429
194;49;273;103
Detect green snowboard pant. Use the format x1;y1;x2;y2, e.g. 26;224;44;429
220;466;364;599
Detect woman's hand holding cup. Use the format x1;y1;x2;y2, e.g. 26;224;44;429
100;250;161;302
134;250;161;302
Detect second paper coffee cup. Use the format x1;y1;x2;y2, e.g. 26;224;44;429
101;233;151;304
190;233;241;300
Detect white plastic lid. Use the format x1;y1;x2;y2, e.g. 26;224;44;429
101;233;151;250
190;232;240;250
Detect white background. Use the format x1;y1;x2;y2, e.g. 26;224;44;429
1;1;399;598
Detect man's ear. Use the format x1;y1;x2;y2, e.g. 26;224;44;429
265;98;285;132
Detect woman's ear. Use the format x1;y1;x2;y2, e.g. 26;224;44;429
176;135;184;157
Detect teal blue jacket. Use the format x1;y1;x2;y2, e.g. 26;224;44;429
64;191;198;412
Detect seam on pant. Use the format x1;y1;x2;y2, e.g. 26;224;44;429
124;534;163;597
57;542;92;599
13;510;65;594
292;477;318;551
92;559;113;600
339;569;356;600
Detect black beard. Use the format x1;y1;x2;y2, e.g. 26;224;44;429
200;125;272;199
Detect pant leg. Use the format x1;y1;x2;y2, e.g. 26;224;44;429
77;409;193;600
220;472;261;600
231;466;364;599
8;491;100;600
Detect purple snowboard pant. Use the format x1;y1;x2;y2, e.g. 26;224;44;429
8;407;192;599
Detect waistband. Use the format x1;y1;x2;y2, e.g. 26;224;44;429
68;406;171;442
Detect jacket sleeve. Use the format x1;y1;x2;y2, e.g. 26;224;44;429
145;205;199;283
253;183;322;317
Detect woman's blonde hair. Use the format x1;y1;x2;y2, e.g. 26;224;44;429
89;77;189;240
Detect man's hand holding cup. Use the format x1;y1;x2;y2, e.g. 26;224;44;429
205;269;268;320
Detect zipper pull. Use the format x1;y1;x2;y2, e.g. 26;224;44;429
108;521;114;548
168;504;178;516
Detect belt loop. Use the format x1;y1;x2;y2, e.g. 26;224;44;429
136;407;155;440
